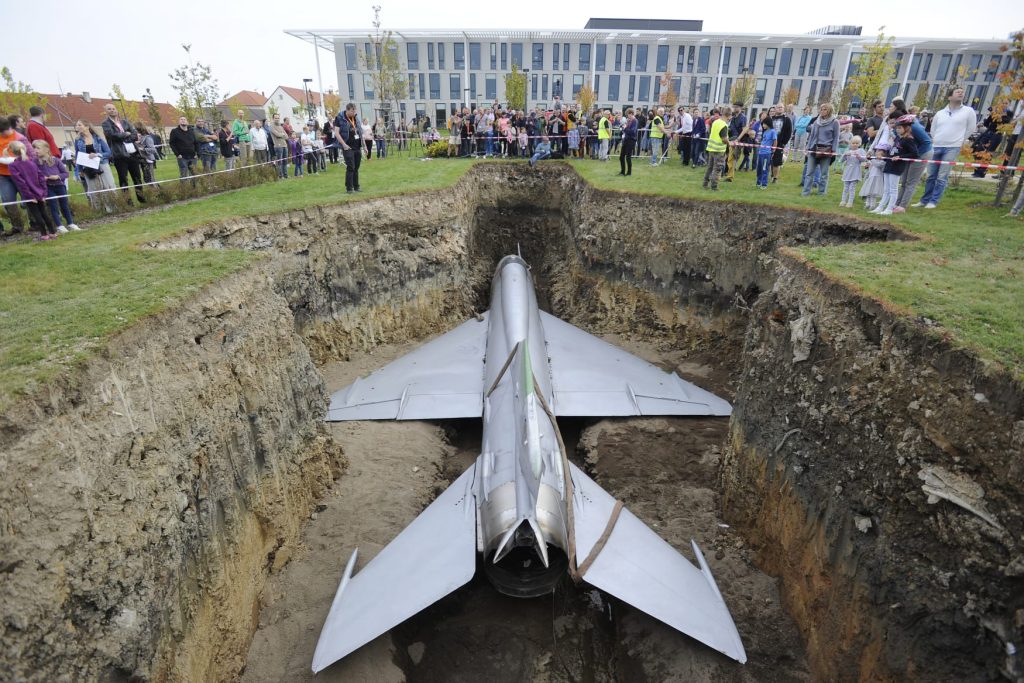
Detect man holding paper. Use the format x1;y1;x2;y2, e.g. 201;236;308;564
102;102;146;204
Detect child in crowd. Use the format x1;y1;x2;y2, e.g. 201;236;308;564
755;118;777;189
835;124;852;174
860;143;886;210
300;126;317;175
6;140;59;240
873;115;919;215
32;140;78;232
839;136;867;208
288;132;303;177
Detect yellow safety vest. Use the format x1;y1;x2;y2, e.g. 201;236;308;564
707;118;728;153
598;117;610;139
650;116;664;138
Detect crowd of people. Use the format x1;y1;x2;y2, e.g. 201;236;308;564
1;86;1020;239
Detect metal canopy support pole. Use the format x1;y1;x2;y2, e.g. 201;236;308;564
899;44;916;103
590;37;597;102
714;40;727;104
464;32;471;110
312;33;325;119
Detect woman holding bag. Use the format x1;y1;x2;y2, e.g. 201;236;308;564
801;103;840;197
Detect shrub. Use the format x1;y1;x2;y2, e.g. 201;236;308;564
424;140;449;158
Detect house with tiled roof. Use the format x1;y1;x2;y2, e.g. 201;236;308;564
264;85;324;123
41;92;181;145
217;90;268;122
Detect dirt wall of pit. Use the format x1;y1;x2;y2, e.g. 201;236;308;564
2;163;1020;681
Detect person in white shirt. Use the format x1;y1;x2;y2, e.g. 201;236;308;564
249;120;269;164
674;106;694;165
916;88;977;208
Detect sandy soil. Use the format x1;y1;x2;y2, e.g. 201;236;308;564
241;334;809;682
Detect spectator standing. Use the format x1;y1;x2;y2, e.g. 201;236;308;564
26;106;59;157
135;124;158;183
839;136;867;208
703;108;731;191
649;107;666;166
322;119;338;163
770;105;793;182
373;119;387;158
32;139;77;232
73;120;115;213
232;110;251;164
691;107;707;166
675;106;693;166
61;143;77;179
756;118;777;188
0;115;28;233
218;120;237;171
268;114;289;178
250;120;269;164
335;103;362;193
300;125;317;174
916;88;976;208
101;102;146;204
288;132;303;177
361;118;373;161
7;140;58;239
864;100;885;148
895;114;933;211
168;116;199;180
873;115;920;215
618;109;638;176
802;103;840;197
725;104;746;181
793;106;813;161
597;110;611;161
195;119;219;172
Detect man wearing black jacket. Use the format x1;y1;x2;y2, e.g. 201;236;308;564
334;103;363;193
102;102;145;203
169;116;200;179
770;104;793;183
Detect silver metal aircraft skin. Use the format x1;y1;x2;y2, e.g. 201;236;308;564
312;255;746;673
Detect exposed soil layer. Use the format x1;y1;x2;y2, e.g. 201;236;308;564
2;163;1021;682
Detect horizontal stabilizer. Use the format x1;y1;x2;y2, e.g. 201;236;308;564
569;462;746;663
327;314;489;421
539;311;732;417
311;464;479;672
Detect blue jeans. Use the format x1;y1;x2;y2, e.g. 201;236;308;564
529;151;550;167
176;156;196;178
920;146;960;206
46;184;73;226
650;136;662;164
802;155;831;195
485;131;494;156
756;153;771;186
0;174;24;229
274;147;288;177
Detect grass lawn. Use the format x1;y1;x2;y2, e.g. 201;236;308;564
570;157;1023;381
0;151;1020;411
0;157;476;410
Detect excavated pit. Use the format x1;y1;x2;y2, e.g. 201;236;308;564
3;164;1022;682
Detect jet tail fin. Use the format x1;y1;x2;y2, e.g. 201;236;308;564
568;462;747;663
311;464;478;672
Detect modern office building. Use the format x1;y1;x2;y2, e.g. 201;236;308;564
286;19;1011;124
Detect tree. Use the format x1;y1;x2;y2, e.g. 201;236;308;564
831;82;855;114
658;71;678;109
784;84;801;107
912;82;930;111
265;101;279;118
0;66;45;118
323;89;341;118
577;78;597;114
109;84;140;123
144;88;163;131
991;29;1024;206
504;64;527;111
169;44;224;122
362;6;406;123
730;73;756;110
846;28;895;107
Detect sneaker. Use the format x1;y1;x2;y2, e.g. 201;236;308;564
910;202;924;208
880;209;893;215
69;223;81;231
924;203;936;209
892;207;906;214
56;225;69;234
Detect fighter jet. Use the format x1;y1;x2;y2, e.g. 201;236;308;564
312;255;746;672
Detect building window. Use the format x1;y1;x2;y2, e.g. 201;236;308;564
968;54;983;79
418;73;425;99
636;44;648;71
511;43;523;68
951;54;963;79
531;73;538;100
553;43;560;71
790;79;802;99
344;43;358;70
595;75;601;98
553;74;563;97
438;43;445;70
723;78;732;99
450;73;461;99
689;78;697;102
984;55;999;81
532;43;544;69
764;48;776;75
973;85;988;108
672;76;681;98
408;73;415;98
676;46;685;72
490;43;497;70
429;73;441;99
608;74;620;100
364;42;373;64
470;73;477;99
885;82;898;104
808;49;819;76
625;44;633;71
501;43;507;70
819;49;833;77
773;79;783;103
936;54;951;81
908;53;922;81
687;46;695;73
921;54;932;81
455;43;465;69
721;46;731;74
407;42;419;69
469;43;481;70
656;44;668;72
580;43;591;71
779;48;792;76
893;52;903;79
573;74;584;97
363;74;375;99
628;75;636;100
542;74;549;99
697;45;710;73
615;44;623;71
748;47;758;71
486;74;497;100
738;47;747;71
808;80;818;104
638;75;651;101
596;44;606;71
698;77;711;103
347;74;355;100
755;78;767;104
798;49;808;76
563;43;570;71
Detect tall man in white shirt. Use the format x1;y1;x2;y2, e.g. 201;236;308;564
675;106;694;166
916;88;977;208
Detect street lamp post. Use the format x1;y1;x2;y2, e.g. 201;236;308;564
523;69;530;113
302;78;315;122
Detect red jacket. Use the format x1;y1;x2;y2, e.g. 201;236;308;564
27;119;59;157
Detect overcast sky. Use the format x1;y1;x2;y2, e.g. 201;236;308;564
7;0;1022;106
